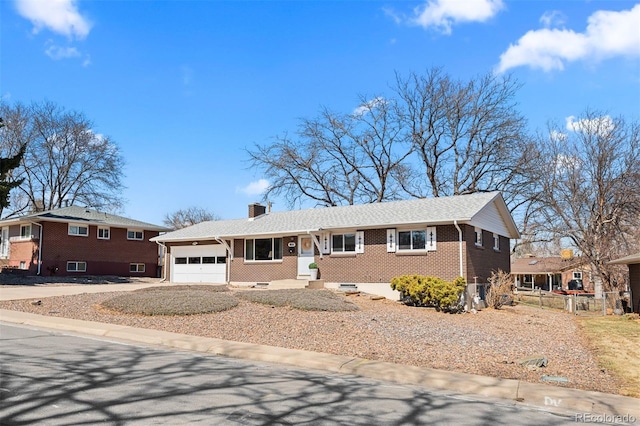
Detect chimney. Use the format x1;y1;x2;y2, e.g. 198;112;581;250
248;203;266;218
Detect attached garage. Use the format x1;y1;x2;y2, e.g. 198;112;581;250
171;244;227;283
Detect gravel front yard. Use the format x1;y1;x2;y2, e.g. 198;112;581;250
0;285;622;395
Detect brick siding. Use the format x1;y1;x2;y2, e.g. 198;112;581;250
6;221;161;277
222;225;511;284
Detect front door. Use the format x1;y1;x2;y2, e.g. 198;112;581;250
297;236;314;278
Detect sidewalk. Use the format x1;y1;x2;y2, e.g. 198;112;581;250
1;284;638;422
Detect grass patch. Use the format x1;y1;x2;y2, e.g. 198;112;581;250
237;289;359;312
101;285;238;316
579;314;640;397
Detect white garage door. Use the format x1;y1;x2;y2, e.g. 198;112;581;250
171;245;227;283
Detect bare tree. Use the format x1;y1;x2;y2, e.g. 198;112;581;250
247;68;532;214
527;110;640;291
392;68;531;206
247;98;411;207
163;206;219;230
0;101;125;216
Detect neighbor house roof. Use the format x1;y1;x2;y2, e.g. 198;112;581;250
152;191;519;243
609;252;640;265
0;206;168;232
511;256;586;274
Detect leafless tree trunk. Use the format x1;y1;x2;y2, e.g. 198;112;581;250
0;101;125;216
527;110;640;290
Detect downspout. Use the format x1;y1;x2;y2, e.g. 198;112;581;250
453;221;464;278
155;241;167;282
30;222;43;275
214;237;233;283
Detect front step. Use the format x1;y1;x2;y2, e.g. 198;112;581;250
268;279;309;290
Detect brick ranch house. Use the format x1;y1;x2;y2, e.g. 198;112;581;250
0;206;169;277
610;252;640;314
152;192;520;299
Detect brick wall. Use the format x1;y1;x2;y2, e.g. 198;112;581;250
226;225;512;284
13;221;162;277
465;226;510;282
229;236;297;282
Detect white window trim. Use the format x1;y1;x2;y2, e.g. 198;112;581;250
493;233;500;251
475;227;483;247
127;229;144;241
0;226;9;258
67;261;87;273
68;224;89;237
244;237;283;262
19;224;32;240
97;227;110;240
331;233;356;254
397;229;428;252
130;263;145;273
573;271;583;280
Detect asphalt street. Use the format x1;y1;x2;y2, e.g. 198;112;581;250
0;323;582;425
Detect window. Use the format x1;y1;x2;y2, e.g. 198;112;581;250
203;256;226;264
573;271;583;280
332;233;356;253
493;233;500;251
19;261;27;270
20;224;31;240
129;263;145;273
98;227;110;240
188;257;201;264
523;274;533;289
127;230;144;240
67;261;87;272
175;257;187;264
398;230;426;251
475;227;483;247
68;224;89;236
245;238;282;261
1;227;9;258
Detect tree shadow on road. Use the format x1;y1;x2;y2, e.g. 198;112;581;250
0;326;574;425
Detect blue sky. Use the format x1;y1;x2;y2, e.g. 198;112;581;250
1;0;639;226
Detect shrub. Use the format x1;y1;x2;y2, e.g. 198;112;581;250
391;275;466;312
486;270;514;309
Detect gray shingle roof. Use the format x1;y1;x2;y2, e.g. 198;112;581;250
152;191;518;242
0;206;168;231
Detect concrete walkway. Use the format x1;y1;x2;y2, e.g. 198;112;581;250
1;284;638;422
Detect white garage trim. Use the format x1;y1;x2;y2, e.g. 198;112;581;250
171;244;227;284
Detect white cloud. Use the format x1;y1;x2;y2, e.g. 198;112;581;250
497;4;640;73
45;44;81;60
410;0;504;34
353;97;386;116
15;0;92;39
565;115;614;135
237;179;269;196
539;10;565;28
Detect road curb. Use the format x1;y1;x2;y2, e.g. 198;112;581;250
2;309;638;421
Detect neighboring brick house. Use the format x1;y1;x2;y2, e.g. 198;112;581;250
511;255;594;292
610;252;640;313
0;206;169;277
151;192;520;299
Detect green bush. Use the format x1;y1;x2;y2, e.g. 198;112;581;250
391;275;466;312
